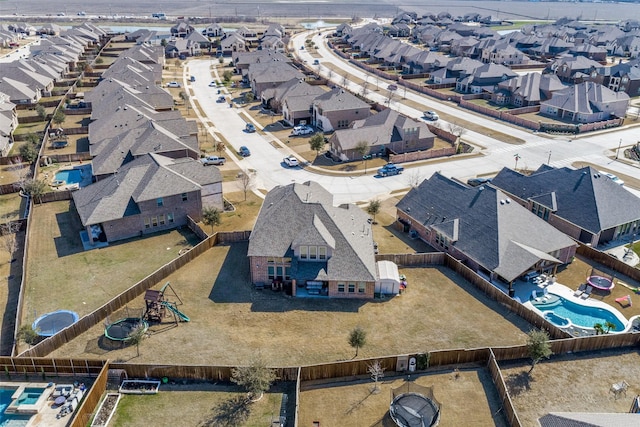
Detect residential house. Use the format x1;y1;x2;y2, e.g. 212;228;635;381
401;50;450;75
539;81;629;122
480;43;526;65
430;57;483;84
85;79;175;118
186;31;211;50
328;109;435;161
456;63;517;94
219;32;246;56
548;55;601;83
247;181;378;299
262;78;324;125
529;37;574;60
0;77;40;104
171;21;195;38
259;35;285;52
492;73;565;107
587;58;640;96
233;50;291;78
395;173;577;287
569;44;607;62
203;24;224;38
0;92;17;156
122;44;166;67
0;61;55;96
247;61;304;98
491;165;640;247
165;38;201;58
312;88;371;132
100;57;163;86
73;153;222;245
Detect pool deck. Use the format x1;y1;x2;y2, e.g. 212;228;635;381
44;164;92;192
522;283;631;335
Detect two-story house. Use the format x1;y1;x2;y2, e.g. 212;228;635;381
312;88;371;132
248;181;378;299
539;81;629;122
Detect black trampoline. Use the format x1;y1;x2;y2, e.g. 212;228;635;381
390;388;440;427
104;318;148;341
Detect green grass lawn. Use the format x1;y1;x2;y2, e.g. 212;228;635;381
108;384;290;427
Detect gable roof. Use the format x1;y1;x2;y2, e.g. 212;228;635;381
313;88;370;112
396;173;575;282
491;165;640;234
541;81;629;114
248;181;376;282
73;153;220;226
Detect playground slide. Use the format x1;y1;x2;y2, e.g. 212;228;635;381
161;301;190;322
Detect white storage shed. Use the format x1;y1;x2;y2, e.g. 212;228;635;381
375;260;401;295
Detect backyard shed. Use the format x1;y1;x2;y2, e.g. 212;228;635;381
375;261;401;295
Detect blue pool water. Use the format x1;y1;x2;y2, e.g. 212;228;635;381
54;169;82;185
16;388;44;405
535;295;626;330
0;389;32;426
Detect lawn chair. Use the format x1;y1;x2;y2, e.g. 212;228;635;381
610;380;629;399
580;285;593;299
574;284;586;297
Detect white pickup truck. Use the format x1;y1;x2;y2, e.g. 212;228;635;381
200;155;226;166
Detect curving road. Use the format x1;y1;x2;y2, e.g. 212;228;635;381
186;29;640;203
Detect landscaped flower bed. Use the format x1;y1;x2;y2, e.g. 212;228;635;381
91;393;121;427
118;380;160;395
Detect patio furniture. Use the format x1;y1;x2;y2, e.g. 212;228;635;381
610;380;629;399
615;295;632;307
580;285;593;299
573;284;586;297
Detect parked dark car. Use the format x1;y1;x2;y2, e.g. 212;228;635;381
238;146;251;157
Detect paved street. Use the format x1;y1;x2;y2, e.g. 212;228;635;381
187;29;640;203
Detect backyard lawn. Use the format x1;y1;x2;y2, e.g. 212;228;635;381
20;201;200;352
49;242;532;366
107;383;292;427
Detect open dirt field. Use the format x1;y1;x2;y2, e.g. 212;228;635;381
501;349;640;426
299;368;508;427
49;242;531;366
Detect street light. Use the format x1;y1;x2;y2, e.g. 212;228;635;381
547;150;552;165
616;138;622;159
514;153;521;170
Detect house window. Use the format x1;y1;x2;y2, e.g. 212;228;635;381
358;282;366;293
300;246;308;259
348;283;355;293
144;218;150;229
157;198;164;207
309;246;317;260
338;283;345;293
182;193;188;201
318;246;326;260
167;212;174;223
268;266;275;278
151;216;158;227
159;214;165;225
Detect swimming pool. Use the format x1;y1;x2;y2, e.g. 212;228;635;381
0;389;32;426
54;169;82;185
16;388;45;405
534;295;626;331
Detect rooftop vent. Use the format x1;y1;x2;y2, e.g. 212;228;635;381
506;198;511;204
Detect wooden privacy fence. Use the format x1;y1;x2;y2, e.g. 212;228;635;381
375;252;445;266
0;357;106;376
488;349;522;427
70;363;109;427
18;233;216;357
107;363;299;382
577;244;640;283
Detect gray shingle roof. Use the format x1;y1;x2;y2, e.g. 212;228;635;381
313;88;370;112
492;165;640;234
73;154;218;226
396;173;575;282
248;181;376;282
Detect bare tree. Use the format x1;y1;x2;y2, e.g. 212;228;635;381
341;72;349;88
367;360;385;393
0;217;20;263
447;122;467;154
406;170;423;188
238;171;254;201
327;68;334;82
361;80;369;96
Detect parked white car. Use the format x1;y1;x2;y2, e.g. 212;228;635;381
423;111;439;121
600;171;624;186
283;156;299;167
291;125;314;136
167;81;181;88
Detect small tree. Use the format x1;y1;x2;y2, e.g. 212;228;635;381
367;360;385;393
309;133;325;159
127;323;146;357
526;329;552;374
36;105;46;121
22;179;47;204
161;38;167;47
222;70;233;83
604;321;617;334
447;122;467;153
593;323;605;335
348;326;367;358
0;218;20;263
17;325;39;346
367;199;381;225
243;91;255;104
230;356;277;401
95;57;104;65
406;170;423;189
354;140;369;170
25;133;40;145
19;144;38;163
179;91;190;114
215;141;225;155
238;172;254;201
52;109;65;127
202;207;221;234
